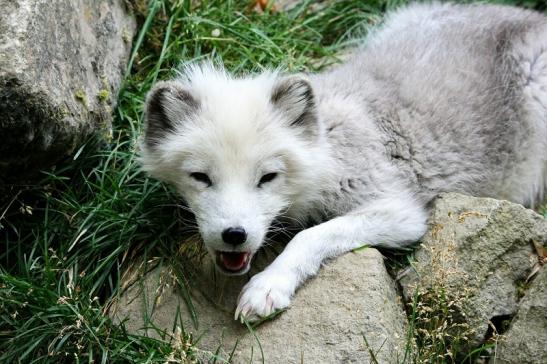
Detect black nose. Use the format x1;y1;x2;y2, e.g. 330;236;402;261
222;227;247;246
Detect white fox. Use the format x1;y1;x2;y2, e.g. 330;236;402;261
140;3;547;321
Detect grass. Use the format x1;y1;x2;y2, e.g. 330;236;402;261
1;0;546;363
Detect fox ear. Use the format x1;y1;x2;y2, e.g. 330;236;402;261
271;75;318;138
144;81;199;148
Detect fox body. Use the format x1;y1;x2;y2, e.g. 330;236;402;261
141;3;547;321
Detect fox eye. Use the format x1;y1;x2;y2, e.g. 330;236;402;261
190;172;212;187
258;172;278;187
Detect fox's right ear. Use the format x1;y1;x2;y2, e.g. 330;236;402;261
271;75;318;139
144;81;199;148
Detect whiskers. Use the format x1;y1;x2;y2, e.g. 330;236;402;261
265;218;302;248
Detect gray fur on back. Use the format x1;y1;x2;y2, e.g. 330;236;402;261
311;2;547;215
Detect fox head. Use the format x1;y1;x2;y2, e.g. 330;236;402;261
140;64;328;275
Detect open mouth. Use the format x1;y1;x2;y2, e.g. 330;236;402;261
215;251;251;274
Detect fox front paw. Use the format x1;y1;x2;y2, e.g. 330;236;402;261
234;270;294;322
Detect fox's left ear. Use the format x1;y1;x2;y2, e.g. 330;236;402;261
143;81;199;148
271;75;318;139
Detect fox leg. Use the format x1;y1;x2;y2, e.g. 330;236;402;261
235;193;428;321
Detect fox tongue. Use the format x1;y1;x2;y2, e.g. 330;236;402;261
220;252;248;271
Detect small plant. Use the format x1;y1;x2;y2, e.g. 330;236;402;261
406;286;477;363
401;236;480;363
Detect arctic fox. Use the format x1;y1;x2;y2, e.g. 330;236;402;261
140;3;547;321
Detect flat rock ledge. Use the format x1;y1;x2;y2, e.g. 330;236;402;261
112;249;408;363
399;193;547;348
0;0;135;179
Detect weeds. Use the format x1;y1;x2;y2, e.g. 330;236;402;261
401;238;477;363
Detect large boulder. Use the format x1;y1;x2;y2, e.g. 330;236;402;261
112;248;409;363
496;267;547;364
0;0;135;180
398;193;547;347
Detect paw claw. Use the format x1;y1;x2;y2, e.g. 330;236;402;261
234;270;293;323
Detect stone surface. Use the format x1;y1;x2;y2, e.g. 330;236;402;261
0;0;135;179
496;267;547;364
398;193;547;346
113;248;408;363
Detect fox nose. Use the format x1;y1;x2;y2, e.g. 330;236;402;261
222;227;247;246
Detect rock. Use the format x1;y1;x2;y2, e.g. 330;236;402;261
398;193;547;346
496;267;547;364
0;0;135;180
112;248;408;363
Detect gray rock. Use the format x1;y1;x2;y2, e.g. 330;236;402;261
112;248;409;363
398;193;547;346
0;0;135;179
496;267;547;364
